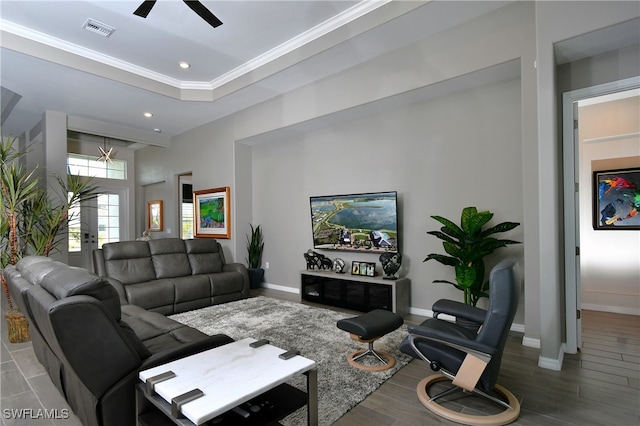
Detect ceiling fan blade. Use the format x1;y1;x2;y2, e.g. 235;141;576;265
183;0;223;28
133;0;157;18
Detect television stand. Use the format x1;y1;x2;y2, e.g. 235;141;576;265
300;270;410;318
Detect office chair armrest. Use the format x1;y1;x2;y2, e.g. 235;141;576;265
407;324;496;358
432;299;487;324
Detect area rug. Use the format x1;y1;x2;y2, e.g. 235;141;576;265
169;296;412;425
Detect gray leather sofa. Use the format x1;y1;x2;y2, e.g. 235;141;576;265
3;255;233;426
93;238;250;315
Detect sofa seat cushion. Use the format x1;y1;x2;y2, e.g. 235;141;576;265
209;271;245;295
121;305;214;354
124;279;175;313
172;276;211;303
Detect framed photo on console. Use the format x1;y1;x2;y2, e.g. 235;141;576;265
352;261;376;276
194;187;231;238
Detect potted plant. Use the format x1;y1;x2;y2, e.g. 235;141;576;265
424;206;520;307
1;135;97;342
245;223;264;289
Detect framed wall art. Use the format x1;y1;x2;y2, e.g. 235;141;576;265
194;187;231;238
146;200;163;232
593;167;640;230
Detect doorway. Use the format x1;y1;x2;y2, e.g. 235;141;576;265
68;187;129;271
562;76;640;353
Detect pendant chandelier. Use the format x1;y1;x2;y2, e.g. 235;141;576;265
96;137;114;163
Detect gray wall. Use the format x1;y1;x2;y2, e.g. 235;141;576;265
249;78;524;324
134;1;640;368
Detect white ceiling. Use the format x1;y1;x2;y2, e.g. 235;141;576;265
1;1;638;147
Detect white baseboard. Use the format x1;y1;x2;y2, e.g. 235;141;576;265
522;336;540;348
261;282;299;294
582;303;640;316
538;343;565;371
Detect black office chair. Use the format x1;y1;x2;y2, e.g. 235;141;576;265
400;258;521;425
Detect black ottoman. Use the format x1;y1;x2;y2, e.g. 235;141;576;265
336;309;404;371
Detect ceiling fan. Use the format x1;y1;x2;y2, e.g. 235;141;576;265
133;0;223;28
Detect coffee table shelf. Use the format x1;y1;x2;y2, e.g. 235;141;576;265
136;338;317;425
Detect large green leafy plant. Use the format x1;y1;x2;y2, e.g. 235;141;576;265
424;206;520;306
1;136;97;312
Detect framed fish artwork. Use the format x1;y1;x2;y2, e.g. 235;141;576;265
593;167;640;230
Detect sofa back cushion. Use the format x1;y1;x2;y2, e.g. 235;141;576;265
148;239;192;278
38;263;122;321
102;241;156;285
185;239;225;274
15;256;58;285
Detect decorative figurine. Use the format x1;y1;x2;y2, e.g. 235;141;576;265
333;258;346;273
136;229;151;241
304;249;332;270
379;252;402;280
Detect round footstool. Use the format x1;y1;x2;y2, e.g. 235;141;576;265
336;309;404;372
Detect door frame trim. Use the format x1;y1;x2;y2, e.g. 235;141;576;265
562;76;640;354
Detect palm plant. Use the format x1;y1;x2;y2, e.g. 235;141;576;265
1;135;97;340
424;206;520;306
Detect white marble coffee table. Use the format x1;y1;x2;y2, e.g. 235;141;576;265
137;337;318;425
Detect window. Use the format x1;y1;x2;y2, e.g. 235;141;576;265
67;153;127;180
180;176;193;239
98;193;120;247
68;196;81;252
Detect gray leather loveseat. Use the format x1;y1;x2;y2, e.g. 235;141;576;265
3;255;233;426
92;238;250;315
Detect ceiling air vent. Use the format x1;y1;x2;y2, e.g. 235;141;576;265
82;19;116;38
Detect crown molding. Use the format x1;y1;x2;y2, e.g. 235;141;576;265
1;0;391;96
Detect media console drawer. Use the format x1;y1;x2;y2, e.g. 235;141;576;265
300;271;410;318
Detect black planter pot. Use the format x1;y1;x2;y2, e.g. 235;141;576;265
248;268;265;289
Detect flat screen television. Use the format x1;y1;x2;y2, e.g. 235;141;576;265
309;191;399;253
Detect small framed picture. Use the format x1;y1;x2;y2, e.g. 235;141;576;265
146;200;163;232
366;262;375;277
352;261;376;276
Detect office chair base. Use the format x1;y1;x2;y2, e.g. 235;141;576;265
347;348;396;372
417;374;520;425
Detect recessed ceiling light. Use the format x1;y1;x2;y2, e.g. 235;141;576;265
143;112;153;118
179;62;191;69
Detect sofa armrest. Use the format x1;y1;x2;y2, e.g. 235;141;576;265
102;277;128;305
432;299;487;325
139;334;234;370
223;263;250;297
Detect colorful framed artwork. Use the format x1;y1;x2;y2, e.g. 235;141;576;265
194;187;231;238
351;261;360;275
146;200;163;232
593;167;640;230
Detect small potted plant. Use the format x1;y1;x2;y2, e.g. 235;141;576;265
246;223;264;289
424;206;520;307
